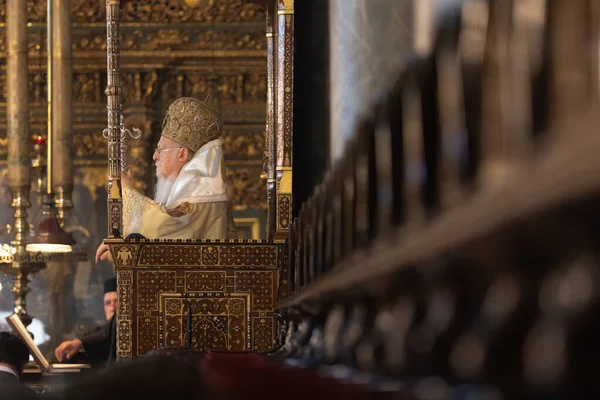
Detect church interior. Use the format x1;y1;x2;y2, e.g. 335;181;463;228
0;0;598;398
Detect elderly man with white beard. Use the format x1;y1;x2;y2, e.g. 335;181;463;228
54;97;237;365
95;96;238;263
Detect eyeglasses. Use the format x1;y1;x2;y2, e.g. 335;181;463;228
153;147;182;156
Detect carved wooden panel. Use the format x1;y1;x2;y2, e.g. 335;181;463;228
110;239;281;360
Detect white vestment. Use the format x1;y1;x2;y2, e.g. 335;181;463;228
123;139;237;240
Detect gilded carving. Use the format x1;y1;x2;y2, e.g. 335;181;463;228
110;245;140;269
115;247;135;268
0;0;265;24
281;20;294;167
183;72;266;105
221;132;265;157
225;167;267;210
71;30;265;54
244;73;267;102
0;137;7;156
73;72;103;103
73;133;107;157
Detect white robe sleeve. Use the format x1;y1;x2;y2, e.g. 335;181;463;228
123;187;237;240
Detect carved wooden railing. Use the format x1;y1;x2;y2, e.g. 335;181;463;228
275;1;600;398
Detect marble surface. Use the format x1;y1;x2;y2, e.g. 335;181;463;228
329;0;413;161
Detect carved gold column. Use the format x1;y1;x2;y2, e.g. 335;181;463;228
274;0;294;242
265;0;277;239
5;0;40;327
6;0;30;253
52;0;73;223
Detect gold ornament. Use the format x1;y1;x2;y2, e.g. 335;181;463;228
161;97;222;152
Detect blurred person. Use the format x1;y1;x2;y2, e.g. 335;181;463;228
47;354;207;400
0;331;39;399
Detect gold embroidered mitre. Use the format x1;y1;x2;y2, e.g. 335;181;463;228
161;97;222;152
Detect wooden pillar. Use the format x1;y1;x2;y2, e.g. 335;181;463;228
265;0;277;240
274;0;294;242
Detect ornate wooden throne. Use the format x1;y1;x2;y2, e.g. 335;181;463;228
102;0;294;361
107;239;286;360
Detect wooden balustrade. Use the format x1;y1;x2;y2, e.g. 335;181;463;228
274;0;600;398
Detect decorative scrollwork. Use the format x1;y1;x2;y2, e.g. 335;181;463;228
0;0;265;24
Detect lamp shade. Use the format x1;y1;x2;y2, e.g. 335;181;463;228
25;205;74;253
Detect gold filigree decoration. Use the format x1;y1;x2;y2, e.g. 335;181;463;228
221;132;265;156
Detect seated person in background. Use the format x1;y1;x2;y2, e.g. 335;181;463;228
0;332;38;400
54;277;117;366
101;277;118;322
97;95;237;264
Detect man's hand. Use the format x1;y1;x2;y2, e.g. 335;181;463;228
55;339;83;362
95;242;110;263
121;168;133;189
